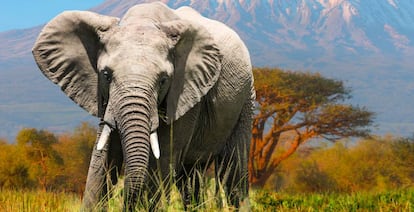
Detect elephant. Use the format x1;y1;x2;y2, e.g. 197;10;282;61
32;1;254;210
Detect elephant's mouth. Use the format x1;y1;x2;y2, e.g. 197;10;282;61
96;121;160;159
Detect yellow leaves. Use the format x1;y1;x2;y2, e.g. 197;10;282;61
279;137;414;193
0;122;96;193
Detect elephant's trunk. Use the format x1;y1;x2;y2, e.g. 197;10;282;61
112;83;158;208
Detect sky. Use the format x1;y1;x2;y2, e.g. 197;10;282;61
0;0;105;31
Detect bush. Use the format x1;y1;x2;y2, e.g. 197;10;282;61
276;136;414;193
0;140;33;189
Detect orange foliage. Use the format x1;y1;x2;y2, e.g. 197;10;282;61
249;68;373;187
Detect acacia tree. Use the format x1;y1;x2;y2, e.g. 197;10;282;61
16;128;63;191
249;68;374;187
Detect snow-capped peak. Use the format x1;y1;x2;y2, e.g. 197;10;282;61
387;0;398;9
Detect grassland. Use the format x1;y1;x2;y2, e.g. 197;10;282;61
1;188;412;211
251;189;413;211
0;189;81;212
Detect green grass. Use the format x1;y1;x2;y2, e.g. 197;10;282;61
1;188;413;211
0;189;81;212
251;188;414;211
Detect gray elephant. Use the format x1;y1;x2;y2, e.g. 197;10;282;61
32;2;254;210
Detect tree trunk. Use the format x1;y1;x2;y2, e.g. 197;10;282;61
249;128;309;188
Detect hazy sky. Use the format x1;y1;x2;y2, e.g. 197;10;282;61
0;0;105;31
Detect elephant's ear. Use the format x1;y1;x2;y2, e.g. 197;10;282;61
161;20;222;123
32;11;119;117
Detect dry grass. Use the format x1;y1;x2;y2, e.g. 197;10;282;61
2;186;413;211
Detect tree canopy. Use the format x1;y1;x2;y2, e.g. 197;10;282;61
16;128;63;191
249;68;374;187
0;123;96;193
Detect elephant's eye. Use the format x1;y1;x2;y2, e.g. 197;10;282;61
102;69;112;82
159;75;168;87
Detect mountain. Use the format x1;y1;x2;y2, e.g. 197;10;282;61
1;0;414;140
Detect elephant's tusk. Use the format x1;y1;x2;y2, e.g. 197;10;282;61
150;132;160;159
97;124;112;150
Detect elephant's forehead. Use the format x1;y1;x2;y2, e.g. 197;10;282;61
100;25;172;72
109;25;168;48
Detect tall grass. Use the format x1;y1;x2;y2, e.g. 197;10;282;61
251;188;414;211
0;189;81;212
97;177;238;211
1;187;413;211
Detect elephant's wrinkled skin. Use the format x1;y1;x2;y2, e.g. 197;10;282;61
32;2;254;210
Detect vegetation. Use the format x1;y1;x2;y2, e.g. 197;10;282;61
251;188;414;211
16;128;63;191
0;67;412;210
275;136;414;193
0;188;412;211
0;189;80;212
2;127;413;211
250;68;374;187
0;123;95;194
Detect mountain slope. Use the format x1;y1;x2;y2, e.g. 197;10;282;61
4;0;413;67
0;0;413;140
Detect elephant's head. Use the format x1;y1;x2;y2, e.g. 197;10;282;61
32;2;221;203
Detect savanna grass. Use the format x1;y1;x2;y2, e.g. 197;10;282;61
0;189;81;212
97;175;238;211
251;188;414;211
1;187;413;211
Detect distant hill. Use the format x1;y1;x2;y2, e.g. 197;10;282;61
1;0;414;140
